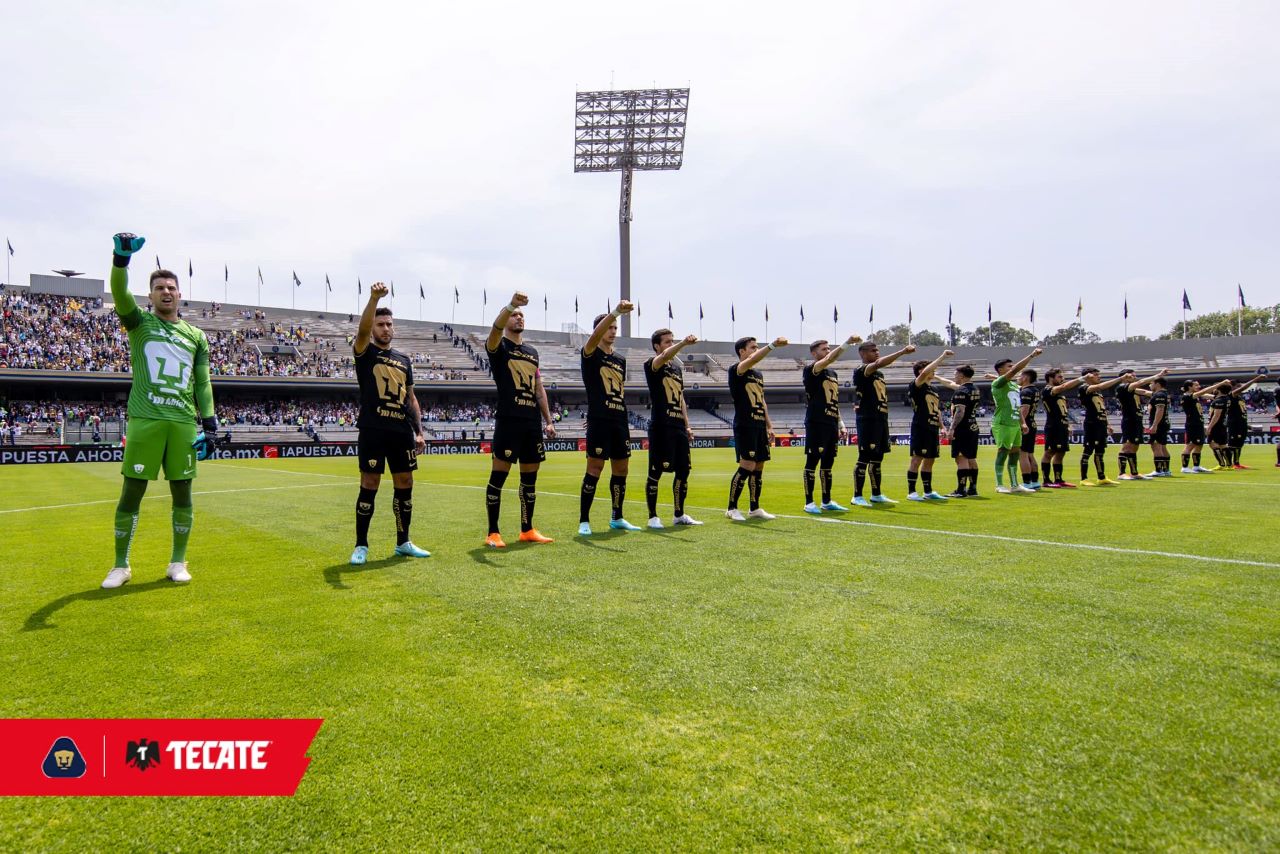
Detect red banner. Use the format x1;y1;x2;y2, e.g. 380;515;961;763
0;719;321;796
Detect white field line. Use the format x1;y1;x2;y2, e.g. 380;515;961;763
0;482;347;515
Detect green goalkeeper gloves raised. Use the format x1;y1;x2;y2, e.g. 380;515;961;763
112;233;145;268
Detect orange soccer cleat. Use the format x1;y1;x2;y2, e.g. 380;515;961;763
518;529;555;544
484;533;507;549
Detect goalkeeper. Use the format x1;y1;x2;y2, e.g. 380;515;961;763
101;233;218;589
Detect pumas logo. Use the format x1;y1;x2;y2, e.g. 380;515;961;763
126;738;164;771
662;461;670;469
594;448;603;455
747;451;756;458
133;464;145;474
503;449;512;458
367;459;378;468
42;737;87;779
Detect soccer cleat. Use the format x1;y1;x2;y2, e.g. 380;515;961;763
1057;481;1077;488
518;529;554;544
1137;473;1155;480
820;501;848;512
484;533;507;549
609;518;642;531
1097;478;1119;486
747;508;776;520
907;492;925;502
869;494;897;505
1117;474;1136;481
924;491;948;500
852;496;873;507
166;562;192;583
1078;480;1097;487
101;567;131;589
394;542;431;558
673;514;703;526
1233;464;1249;470
1181;467;1196;474
577;522;593;536
648;516;667;528
1042;481;1062;488
725;509;746;522
1013;485;1036;494
803;502;823;515
995;485;1013;494
350;545;369;564
944;490;967;499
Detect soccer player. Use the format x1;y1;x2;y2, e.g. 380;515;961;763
852;340;916;506
989;348;1043;494
643;328;702;528
943;364;980;498
483;292;557;548
726;335;789;521
1206;380;1232;469
579;302;639;535
101;233;218;589
1179;379;1227;473
1142;377;1173;476
1040;369;1085;488
906;349;955;501
1114;369;1166;480
802;334;861;514
1017;369;1042;489
1078;368;1159;486
349;282;430;565
1274;381;1280;467
1226;370;1266;468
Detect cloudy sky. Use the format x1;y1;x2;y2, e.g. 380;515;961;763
2;0;1276;341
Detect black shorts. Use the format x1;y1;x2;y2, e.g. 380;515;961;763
804;421;840;461
856;417;891;462
358;428;418;475
1020;425;1039;454
648;424;691;472
1184;421;1205;445
1228;426;1247;448
910;422;940;459
1149;421;1169;445
1209;422;1229;446
1083;421;1109;453
1121;418;1145;445
492;417;546;464
1043;423;1070;453
733;421;771;463
950;425;979;459
585;419;631;460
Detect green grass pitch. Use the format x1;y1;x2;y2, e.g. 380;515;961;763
1;446;1278;850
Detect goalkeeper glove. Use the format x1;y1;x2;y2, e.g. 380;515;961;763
192;416;220;461
112;233;146;268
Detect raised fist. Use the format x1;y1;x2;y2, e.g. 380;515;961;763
511;292;529;308
903;344;917;354
772;337;788;348
370;282;390;300
614;300;635;315
113;233;145;256
1032;348;1044;357
683;334;698;346
943;349;955;357
845;334;862;346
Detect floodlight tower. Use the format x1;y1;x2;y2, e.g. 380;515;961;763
574;88;689;339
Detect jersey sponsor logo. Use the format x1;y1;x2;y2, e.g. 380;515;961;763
166;740;270;771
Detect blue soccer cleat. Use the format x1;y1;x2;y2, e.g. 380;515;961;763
609;518;642;531
821;501;849;512
349;546;368;566
869;495;897;505
803;502;823;515
852;496;872;508
394;542;431;558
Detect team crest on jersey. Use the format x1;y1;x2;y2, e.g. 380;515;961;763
133;464;144;474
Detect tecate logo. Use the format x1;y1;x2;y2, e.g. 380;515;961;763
165;740;270;771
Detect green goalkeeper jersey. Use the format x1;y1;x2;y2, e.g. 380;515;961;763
123;310;211;423
991;375;1021;427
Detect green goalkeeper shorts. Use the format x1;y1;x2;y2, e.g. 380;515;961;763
992;423;1023;449
121;417;200;481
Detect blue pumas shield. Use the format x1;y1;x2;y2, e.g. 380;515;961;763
42;737;88;778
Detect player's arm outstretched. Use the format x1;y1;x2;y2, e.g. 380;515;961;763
353;282;390;355
813;333;862;374
1124;367;1170;392
1230;371;1265;397
1195;379;1231;400
998;347;1043;381
583;301;634;356
914;349;955;387
110;232;146;330
1085;372;1134;394
1049;375;1086;396
653;333;698;370
736;336;788;375
487;292;528;352
862;343;916;376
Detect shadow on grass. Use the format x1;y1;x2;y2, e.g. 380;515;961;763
572;531;626;553
24;578;186;632
323;556;409;590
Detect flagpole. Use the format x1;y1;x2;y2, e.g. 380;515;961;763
1238;285;1243;337
1182;306;1187;340
1123;293;1127;343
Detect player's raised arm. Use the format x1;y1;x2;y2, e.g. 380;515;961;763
1196;379;1231;400
583;300;634;356
1126;367;1170;391
1085;372;1131;394
737;336;788;374
1230;372;1265;396
1049;375;1086;396
864;343;916;376
998;347;1043;381
354;282;390;355
109;232;146;331
653;333;698;370
914;349;955;387
488;292;529;352
813;333;862;374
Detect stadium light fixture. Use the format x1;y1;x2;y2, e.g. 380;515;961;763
574;88;689;338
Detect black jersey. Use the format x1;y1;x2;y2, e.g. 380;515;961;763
728;362;766;424
951;382;979;431
854;365;889;418
1042;385;1070;427
1227;393;1249;426
804;363;841;425
488;336;541;421
1209;393;1230;424
1116;382;1143;420
644;356;685;430
1019;384;1041;428
909;382;941;428
1181;392;1203;426
354;343;415;434
1148;389;1170;427
1080;385;1108;424
581;346;627;422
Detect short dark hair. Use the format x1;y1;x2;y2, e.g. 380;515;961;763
809;339;828;354
1151;377;1166;388
593;313;610;328
374;307;393;318
956;364;975;379
857;340;878;353
912;359;929;377
1081;366;1100;375
1021;368;1038;383
734;336;756;357
650;328;672;349
1046;368;1063;383
150;269;179;287
994;359;1013;372
1181;379;1196;391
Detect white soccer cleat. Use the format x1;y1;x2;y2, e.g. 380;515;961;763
725;508;746;522
995;485;1013;494
907;492;925;502
647;516;665;530
803;502;823;515
101;567;131;589
747;508;776;520
1193;466;1214;473
1013;484;1035;494
673;514;703;526
166;562;192;583
1181;467;1195;474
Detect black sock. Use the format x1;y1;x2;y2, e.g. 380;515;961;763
819;467;832;504
967;467;979;494
646;467;662;518
1192;451;1201;467
519;471;537;532
868;462;882;496
957;469;967;492
921;470;932;494
1053;463;1063;482
392;487;413;546
355;487;376;547
728;466;749;509
486;470;508;534
1080;453;1091;481
1212;447;1224;466
610;474;627;521
748;470;762;511
1181;452;1190;468
855;461;868;497
1095;454;1106;479
1041;460;1051;483
906;469;918;494
673;468;689;517
580;473;599;523
803;463;817;504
